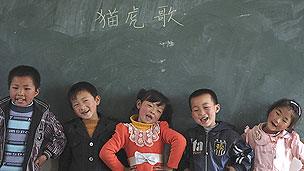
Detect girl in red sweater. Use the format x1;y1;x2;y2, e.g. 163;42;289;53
100;89;186;171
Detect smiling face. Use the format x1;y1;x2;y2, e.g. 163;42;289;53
71;90;100;120
190;93;220;128
137;100;165;124
264;106;293;134
9;76;39;107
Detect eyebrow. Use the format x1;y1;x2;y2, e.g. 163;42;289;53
283;117;290;121
12;83;33;87
277;108;291;120
192;103;211;108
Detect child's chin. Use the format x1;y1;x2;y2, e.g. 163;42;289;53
196;121;207;126
14;102;29;107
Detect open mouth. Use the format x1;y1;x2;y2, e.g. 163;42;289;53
271;122;277;128
146;114;153;120
16;98;25;103
82;110;90;115
200;115;209;122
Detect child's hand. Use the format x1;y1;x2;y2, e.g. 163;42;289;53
34;154;48;167
225;166;236;171
154;165;173;171
124;166;136;171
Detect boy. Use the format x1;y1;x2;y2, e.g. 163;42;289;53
59;81;127;171
0;65;66;170
179;89;253;171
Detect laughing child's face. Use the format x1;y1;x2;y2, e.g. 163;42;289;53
71;90;100;120
190;93;220;128
264;106;293;134
9;76;39;107
137;100;165;124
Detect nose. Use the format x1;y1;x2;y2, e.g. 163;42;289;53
273;118;281;124
197;108;204;116
150;107;157;114
79;103;86;111
17;88;24;96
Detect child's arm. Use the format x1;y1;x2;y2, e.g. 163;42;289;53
58;138;72;171
42;111;66;159
290;132;304;171
228;138;254;171
160;121;186;169
99;123;127;171
178;131;191;171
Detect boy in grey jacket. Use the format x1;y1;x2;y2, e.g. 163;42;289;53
0;65;66;171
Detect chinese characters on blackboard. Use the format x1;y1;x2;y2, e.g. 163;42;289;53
95;5;184;29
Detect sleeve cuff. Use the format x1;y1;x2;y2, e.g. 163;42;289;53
43;150;52;159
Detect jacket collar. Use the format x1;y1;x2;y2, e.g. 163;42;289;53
252;123;291;145
196;121;235;133
72;114;113;138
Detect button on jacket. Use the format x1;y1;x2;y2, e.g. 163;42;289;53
59;115;127;171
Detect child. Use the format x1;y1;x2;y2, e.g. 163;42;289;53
242;98;304;171
59;81;127;171
0;65;66;170
179;88;254;171
99;89;186;171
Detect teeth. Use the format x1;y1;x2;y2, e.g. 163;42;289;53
82;110;89;114
202;115;209;121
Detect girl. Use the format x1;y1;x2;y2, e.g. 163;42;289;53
243;98;304;171
99;89;186;171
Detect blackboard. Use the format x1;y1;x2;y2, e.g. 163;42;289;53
1;0;304;170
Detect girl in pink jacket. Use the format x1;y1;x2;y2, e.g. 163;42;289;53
243;98;304;171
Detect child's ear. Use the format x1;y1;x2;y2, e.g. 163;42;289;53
136;100;142;109
95;95;101;105
34;88;40;97
215;104;221;113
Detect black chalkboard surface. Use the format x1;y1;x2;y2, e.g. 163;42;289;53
1;0;304;170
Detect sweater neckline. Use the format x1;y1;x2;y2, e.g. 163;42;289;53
130;114;153;131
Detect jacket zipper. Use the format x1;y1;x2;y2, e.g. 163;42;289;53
0;116;6;166
205;132;208;171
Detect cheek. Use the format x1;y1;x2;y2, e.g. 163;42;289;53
9;90;16;96
72;107;80;114
139;107;148;115
192;112;199;117
26;92;36;98
267;113;275;120
156;113;162;119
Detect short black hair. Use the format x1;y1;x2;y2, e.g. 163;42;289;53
136;89;169;107
131;89;172;125
67;81;99;103
267;98;302;132
8;65;41;89
188;88;218;110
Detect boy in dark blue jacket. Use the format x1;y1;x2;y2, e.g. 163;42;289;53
179;89;253;171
